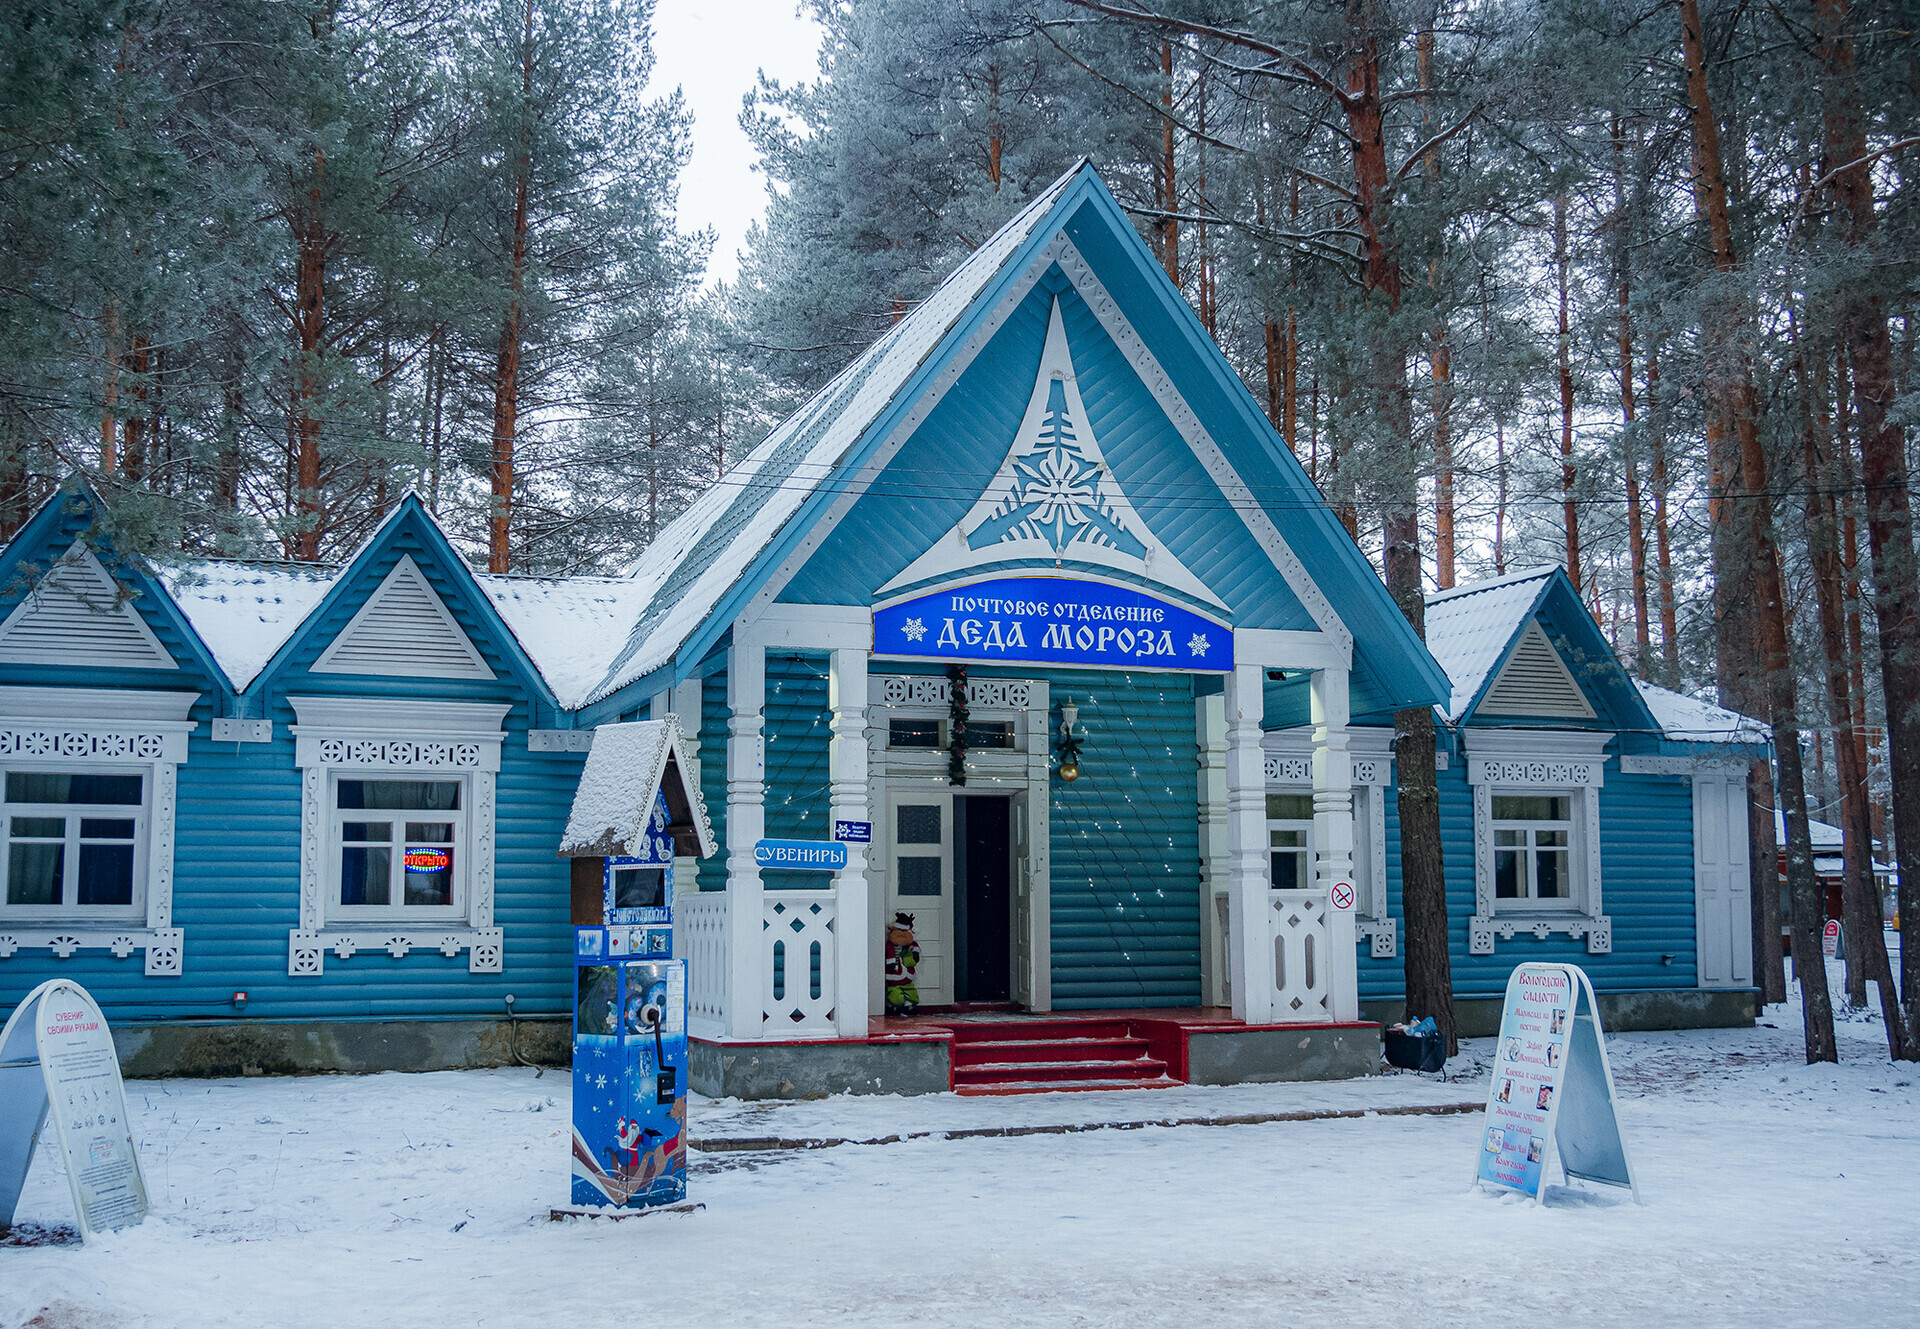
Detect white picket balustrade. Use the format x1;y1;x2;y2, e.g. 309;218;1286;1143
763;890;837;1036
1269;889;1332;1019
680;891;731;1038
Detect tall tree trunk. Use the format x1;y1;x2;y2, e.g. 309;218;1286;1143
1815;0;1920;1052
1834;360;1873;818
1159;40;1178;286
1646;348;1681;687
291;147;327;561
490;0;536;575
121;334;149;484
1264;321;1287;440
1681;0;1834;1058
1493;416;1508;575
1338;0;1453;1050
986;65;1002;191
1554;195;1581;591
99;305;120;475
1797;320;1905;1051
1613;116;1651;673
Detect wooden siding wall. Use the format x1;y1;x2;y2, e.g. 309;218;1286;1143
1358;760;1698;1001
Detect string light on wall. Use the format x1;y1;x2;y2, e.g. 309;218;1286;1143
1056;697;1084;783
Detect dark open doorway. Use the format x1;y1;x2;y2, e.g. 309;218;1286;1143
953;794;1013;1004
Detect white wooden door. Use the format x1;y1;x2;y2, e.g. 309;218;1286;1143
1694;774;1754;988
887;790;953;1006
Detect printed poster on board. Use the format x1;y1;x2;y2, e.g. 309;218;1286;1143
1477;965;1572;1197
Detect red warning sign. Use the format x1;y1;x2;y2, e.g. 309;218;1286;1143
1330;881;1356;911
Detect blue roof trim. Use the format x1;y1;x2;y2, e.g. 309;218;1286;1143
0;480;237;700
242;495;558;712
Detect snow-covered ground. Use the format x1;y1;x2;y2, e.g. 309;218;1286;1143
5;965;1916;1328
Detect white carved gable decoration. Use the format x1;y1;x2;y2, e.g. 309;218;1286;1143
1478;620;1595;720
313;555;495;681
882;298;1223;608
0;541;178;671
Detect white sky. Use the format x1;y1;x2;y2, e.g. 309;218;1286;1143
650;0;825;287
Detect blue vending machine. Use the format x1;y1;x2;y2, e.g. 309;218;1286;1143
569;792;687;1212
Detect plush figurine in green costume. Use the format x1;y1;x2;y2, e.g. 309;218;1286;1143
884;912;920;1016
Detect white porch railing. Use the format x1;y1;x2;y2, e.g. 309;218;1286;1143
1269;889;1333;1020
681;890;730;1038
764;889;837;1036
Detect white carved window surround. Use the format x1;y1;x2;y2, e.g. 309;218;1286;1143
1464;729;1613;956
0;686;195;975
286;696;509;975
1263;728;1397;958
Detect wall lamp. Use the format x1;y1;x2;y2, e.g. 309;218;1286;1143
1056;698;1084;783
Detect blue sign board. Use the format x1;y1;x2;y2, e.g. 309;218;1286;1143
754;839;848;871
873;576;1231;672
833;820;872;844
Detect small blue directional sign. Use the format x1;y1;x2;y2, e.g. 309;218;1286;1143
754;839;848;871
833;820;873;844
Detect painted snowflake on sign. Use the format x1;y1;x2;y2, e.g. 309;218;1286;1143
902;617;927;642
1188;633;1210;658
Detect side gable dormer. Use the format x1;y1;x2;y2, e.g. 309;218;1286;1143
0;540;179;670
1477;620;1595;720
313;555;496;681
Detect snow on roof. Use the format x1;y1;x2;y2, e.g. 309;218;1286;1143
475;574;652;709
1635;680;1770;745
559;718;714;859
1421;567;1558;722
159;561;339;690
1779;810;1845;852
577;162;1088;707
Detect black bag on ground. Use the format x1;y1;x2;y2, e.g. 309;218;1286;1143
1383;1026;1447;1073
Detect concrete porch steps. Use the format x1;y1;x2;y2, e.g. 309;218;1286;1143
946;1020;1179;1095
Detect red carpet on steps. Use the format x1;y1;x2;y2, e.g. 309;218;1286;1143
944;1019;1181;1096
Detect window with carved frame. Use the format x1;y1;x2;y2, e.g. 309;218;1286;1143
328;774;468;919
0;766;147;920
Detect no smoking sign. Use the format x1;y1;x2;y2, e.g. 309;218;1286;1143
1329;881;1356;911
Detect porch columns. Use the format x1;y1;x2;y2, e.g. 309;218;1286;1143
1224;663;1275;1022
829;648;871;1037
725;642;766;1039
1196;692;1230;1008
1311;667;1360;1022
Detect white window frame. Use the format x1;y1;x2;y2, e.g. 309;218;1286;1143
1489;793;1577;907
0;766;150;921
327;772;469;921
0;686;195;975
1464;729;1613;955
1265;791;1315;892
287;696;509;975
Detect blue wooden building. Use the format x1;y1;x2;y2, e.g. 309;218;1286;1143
0;164;1765;1093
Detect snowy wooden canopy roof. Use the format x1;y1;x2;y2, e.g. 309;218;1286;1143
558;718;714;860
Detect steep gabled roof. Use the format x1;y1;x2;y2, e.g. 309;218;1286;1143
1424;565;1660;733
161;562;339;691
579;165;1088;707
1636;679;1769;745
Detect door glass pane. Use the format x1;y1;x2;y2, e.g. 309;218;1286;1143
897;804;941;845
897;857;941;896
77;843;133;905
968;721;1017;749
888;719;942;749
338;780;460;811
341;846;391;905
7;842;62;905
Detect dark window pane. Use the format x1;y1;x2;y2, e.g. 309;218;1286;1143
11;817;64;838
897;856;942;896
6;772;141;805
1492;795;1570;822
968;721;1016;749
402;843;453;906
897;804;941;845
1266;794;1316;820
612;867;664;909
888;719;942;749
341;821;391;843
338;780;460;811
1271;852;1301;890
1495;850;1521;898
77;843;133;905
79;819;135;840
340;846;390;905
404;821;454;843
7;842;62;905
1536;850;1568;899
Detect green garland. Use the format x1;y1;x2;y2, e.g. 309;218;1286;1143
947;662;968;786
